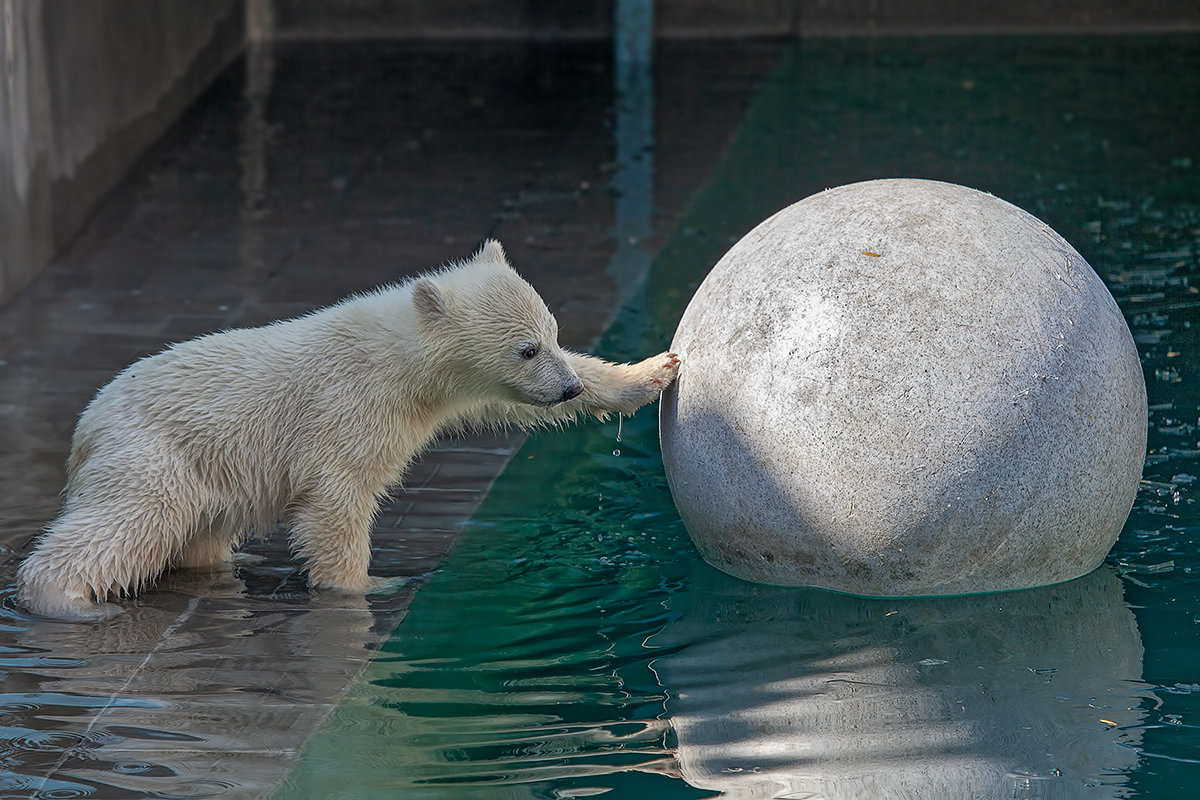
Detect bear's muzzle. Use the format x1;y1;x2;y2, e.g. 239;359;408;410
561;380;584;403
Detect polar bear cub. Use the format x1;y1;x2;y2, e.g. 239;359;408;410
17;241;680;620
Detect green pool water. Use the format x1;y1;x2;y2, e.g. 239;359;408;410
285;35;1199;798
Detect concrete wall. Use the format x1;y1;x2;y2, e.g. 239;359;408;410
266;0;1199;40
0;0;244;305
2;0;1196;303
267;0;611;40
659;0;1200;37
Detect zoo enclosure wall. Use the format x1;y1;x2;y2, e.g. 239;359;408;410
0;0;1196;306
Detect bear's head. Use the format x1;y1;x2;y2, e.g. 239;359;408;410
413;241;584;407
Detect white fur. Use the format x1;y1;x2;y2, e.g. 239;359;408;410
16;241;679;620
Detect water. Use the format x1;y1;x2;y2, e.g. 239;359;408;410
286;409;1158;799
0;32;1196;799
285;34;1200;798
0;38;661;798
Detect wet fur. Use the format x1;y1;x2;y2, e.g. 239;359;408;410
17;241;679;620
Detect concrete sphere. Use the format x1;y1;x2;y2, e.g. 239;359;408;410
660;179;1147;595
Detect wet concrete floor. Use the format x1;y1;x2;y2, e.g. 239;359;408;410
0;40;780;797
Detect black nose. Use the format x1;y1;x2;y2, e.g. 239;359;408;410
562;381;584;402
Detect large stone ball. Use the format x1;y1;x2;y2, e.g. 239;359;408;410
660;178;1146;595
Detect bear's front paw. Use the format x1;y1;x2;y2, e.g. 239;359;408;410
613;351;681;415
636;351;680;391
650;352;681;388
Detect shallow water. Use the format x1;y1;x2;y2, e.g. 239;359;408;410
0;32;1197;799
286;34;1200;799
285;413;1158;799
0;37;775;798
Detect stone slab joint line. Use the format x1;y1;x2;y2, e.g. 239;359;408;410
35;594;204;791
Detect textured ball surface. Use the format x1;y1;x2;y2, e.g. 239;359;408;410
660;179;1147;595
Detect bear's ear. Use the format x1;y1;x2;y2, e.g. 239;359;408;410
477;239;508;264
412;277;449;323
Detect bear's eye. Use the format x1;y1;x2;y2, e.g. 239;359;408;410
520;345;538;361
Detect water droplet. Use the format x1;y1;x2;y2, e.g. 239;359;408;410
616;414;623;443
612;449;621;457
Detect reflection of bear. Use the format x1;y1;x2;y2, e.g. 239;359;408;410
18;241;679;620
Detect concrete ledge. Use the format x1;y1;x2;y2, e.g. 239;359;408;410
660;0;1200;38
0;0;244;305
268;0;614;41
266;0;1200;40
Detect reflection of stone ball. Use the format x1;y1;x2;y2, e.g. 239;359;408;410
660;179;1147;595
654;567;1145;798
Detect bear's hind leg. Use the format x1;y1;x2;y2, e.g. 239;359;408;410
17;495;199;620
16;553;124;621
